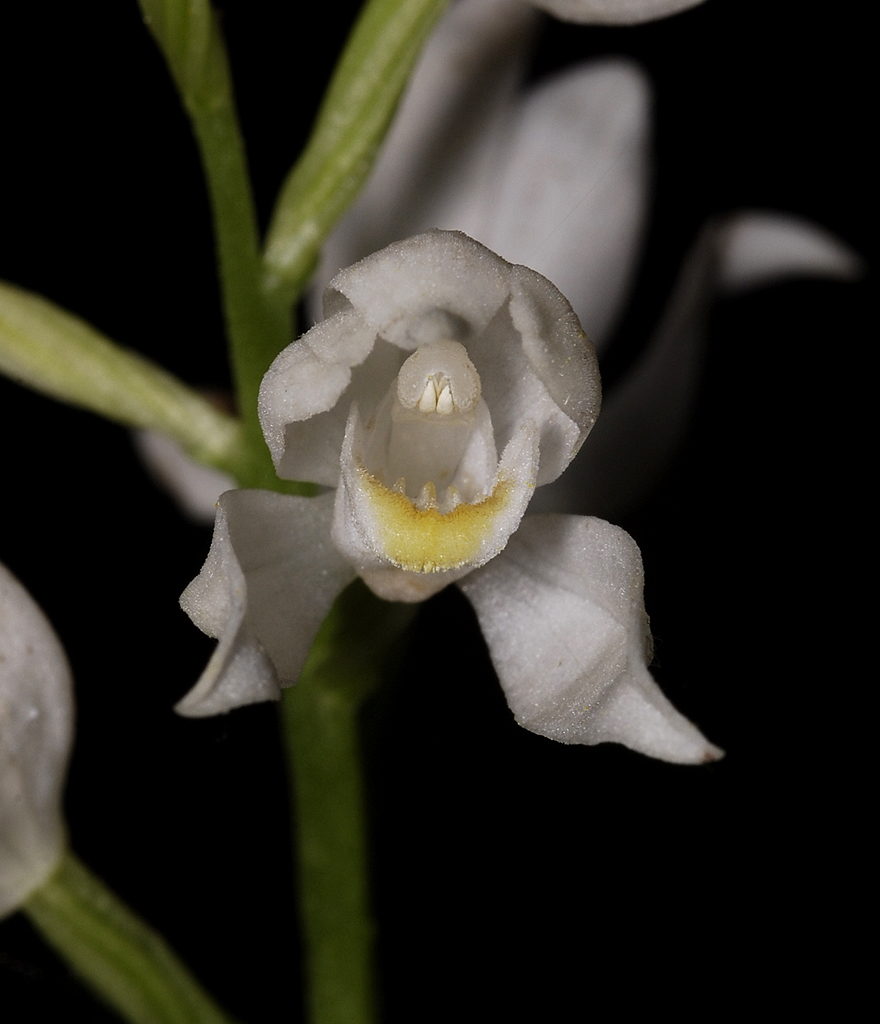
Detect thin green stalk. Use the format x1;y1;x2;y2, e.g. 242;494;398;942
282;582;416;1024
139;0;291;489
264;0;449;301
24;851;237;1024
186;93;291;483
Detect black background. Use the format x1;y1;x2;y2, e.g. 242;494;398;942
0;1;870;1020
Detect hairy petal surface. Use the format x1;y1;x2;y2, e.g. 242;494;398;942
459;515;721;763
177;491;356;716
533;211;864;519
1;564;74;917
530;0;706;24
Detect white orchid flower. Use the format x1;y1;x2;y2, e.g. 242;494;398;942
0;563;74;918
179;229;720;765
177;0;859;766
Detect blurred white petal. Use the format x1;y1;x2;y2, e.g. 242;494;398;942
134;429;234;525
529;0;706;24
477;60;650;348
0;564;73;917
717;211;864;294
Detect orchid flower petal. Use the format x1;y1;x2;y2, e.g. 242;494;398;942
529;0;706;24
258;308;392;486
476;60;650;349
532;211;864;519
459;515;721;763
177;491;356;716
325;230;511;343
134;429;234;525
1;564;74;917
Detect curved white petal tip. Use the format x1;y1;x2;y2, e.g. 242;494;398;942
460;515;720;765
719;211;864;294
0;564;73;917
589;667;724;764
529;0;706;25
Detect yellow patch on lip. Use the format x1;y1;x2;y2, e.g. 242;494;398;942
356;465;514;573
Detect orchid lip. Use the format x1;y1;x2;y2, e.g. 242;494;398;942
354;459;516;573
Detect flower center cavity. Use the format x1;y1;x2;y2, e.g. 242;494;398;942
364;340;498;514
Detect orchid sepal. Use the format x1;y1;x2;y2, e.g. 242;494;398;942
460;514;722;763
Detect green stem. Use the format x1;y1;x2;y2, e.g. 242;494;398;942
281;582;416;1024
263;0;449;301
23;851;237;1024
0;279;246;477
139;0;292;489
187;88;291;486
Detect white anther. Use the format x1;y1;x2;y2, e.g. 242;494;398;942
397;340;481;414
436;383;454;415
418;379;437;413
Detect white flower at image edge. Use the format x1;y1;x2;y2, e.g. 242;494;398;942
527;0;706;24
0;563;73;917
178;230;721;765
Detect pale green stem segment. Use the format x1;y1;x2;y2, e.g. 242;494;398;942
23;851;237;1024
0;280;245;476
138;0;292;489
282;581;417;1024
264;0;450;301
